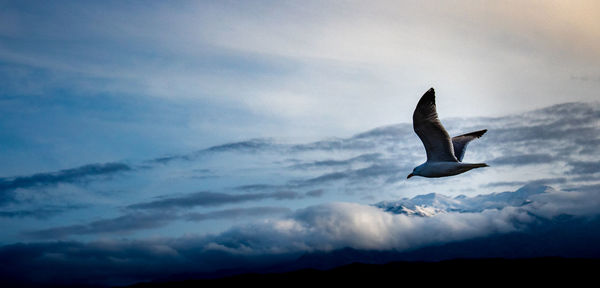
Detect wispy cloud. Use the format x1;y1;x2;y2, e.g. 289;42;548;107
489;153;555;166
25;212;176;238
484;178;568;188
26;206;292;238
184;206;291;222
0;162;131;205
567;161;600;175
293;163;405;187
128;190;321;210
289;153;383;170
0;206;77;219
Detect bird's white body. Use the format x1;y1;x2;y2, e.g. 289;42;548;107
413;161;488;178
408;88;488;179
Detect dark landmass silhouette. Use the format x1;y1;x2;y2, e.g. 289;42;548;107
122;258;598;287
118;215;600;287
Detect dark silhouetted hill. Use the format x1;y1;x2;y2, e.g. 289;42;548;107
122;258;598;287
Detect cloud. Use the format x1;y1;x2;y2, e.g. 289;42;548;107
147;154;196;165
206;139;277;153
293;163;404;187
134;102;598;197
0;207;63;219
2;100;600;285
567;161;600;175
575;138;600;154
25;211;177;239
305;189;325;197
287;124;415;153
290;138;376;152
489;153;555;166
128;190;318;210
528;188;600;218
145;139;277;165
563;183;600;193
4;183;600;286
289;153;382;170
146;138;385;167
484;178;568;188
184;207;291;222
0;162;131;192
26;206;293;238
234;184;278;191
0;162;132;205
208;183;600;255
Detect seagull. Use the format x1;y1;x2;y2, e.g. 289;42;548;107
407;88;488;179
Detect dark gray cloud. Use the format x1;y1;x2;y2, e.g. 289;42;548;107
25;212;177;238
0;162;131;202
289;153;382;170
233;186;326;198
147;133;388;167
26;206;293;238
0;208;62;219
293;163;404;187
0;204;82;219
128;190;318;210
572;174;600;182
577;141;600;155
146;139;277;165
563;183;600;193
489;153;555;166
295;171;348;186
288;125;413;153
289;139;373;152
184;206;291;222
567;161;600;175
351;124;412;141
482;103;599;147
305;189;325;197
235;184;278;191
147;154;196;165
484;178;568;188
206;139;276;153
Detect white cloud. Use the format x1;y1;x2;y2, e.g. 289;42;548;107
530;189;600;218
210;202;528;254
201;183;600;255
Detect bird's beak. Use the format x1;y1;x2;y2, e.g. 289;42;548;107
407;173;414;179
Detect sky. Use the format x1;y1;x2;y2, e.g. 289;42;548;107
0;0;599;286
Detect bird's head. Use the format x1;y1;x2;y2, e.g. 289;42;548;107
407;164;425;179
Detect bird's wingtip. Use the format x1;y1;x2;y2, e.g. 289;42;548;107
417;87;436;108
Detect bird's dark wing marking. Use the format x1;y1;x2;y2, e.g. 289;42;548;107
412;88;458;162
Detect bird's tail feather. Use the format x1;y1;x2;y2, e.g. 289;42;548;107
469;163;489;169
456;129;487;138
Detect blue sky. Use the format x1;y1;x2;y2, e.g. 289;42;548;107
2;0;599;172
1;1;599;286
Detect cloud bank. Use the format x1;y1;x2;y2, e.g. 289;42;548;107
3;183;600;286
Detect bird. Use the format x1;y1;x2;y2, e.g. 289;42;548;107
407;88;488;179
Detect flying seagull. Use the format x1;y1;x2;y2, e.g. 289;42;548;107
407;88;488;179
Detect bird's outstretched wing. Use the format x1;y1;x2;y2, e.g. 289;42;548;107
452;129;487;161
412;88;458;162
